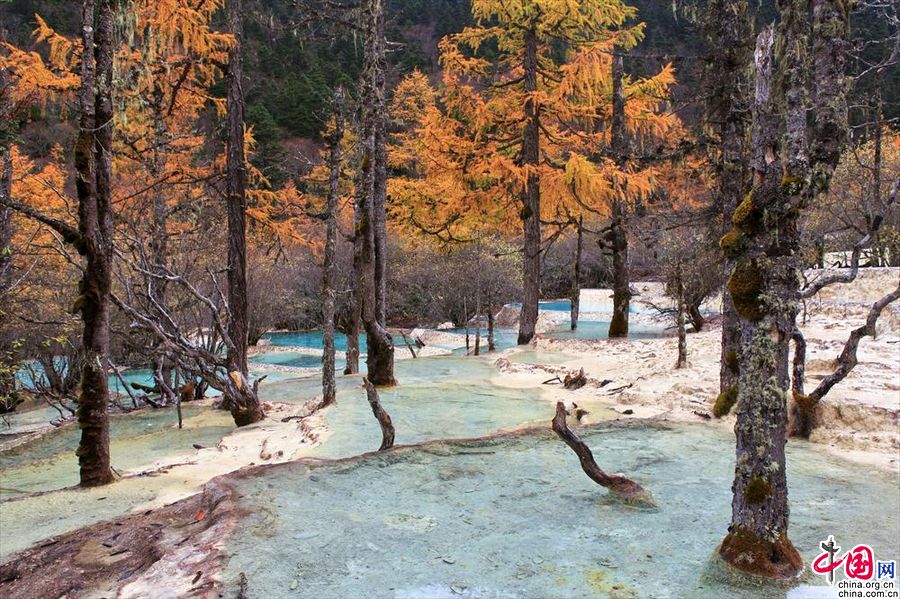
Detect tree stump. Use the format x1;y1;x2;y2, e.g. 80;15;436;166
563;368;587;390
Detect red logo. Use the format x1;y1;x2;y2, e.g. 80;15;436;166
812;536;875;584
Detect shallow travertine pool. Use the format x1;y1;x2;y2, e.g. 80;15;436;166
220;423;899;599
0;405;234;500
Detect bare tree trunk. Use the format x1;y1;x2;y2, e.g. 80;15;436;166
74;0;114;488
226;0;248;377
570;216;582;331
345;195;361;376
675;265;688;369
607;54;629;339
321;88;345;408
707;0;753;398
474;293;481;357
149;86;174;404
464;295;470;352
551;402;651;504
357;0;395;386
518;27;541;346
343;316;360;374
224;0;263;426
0;149;11;298
487;306;495;352
363;377;394;451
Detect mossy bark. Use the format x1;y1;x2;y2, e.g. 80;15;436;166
720;25;797;579
703;0;753;398
720;0;850;576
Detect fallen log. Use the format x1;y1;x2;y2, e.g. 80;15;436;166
363;377;395;451
551;401;653;505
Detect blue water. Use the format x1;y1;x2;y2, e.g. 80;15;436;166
250;352;323;368
265;331;364;351
263;331;409;352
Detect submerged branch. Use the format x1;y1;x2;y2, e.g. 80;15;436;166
551;402;652;504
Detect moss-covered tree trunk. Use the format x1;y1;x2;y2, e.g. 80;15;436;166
706;0;753;399
719;26;803;577
74;0;114;488
720;0;849;576
607;53;629;339
518;27;541;346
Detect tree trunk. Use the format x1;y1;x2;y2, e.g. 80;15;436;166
343;317;360;374
517;27;541;346
718;26;803;579
720;0;849;573
464;295;470;352
474;293;481;357
607;204;629;338
224;0;263;426
149;83;174;402
358;0;395;386
363;377;394;451
344;204;361;375
487;306;496;352
226;0;249;377
675;265;688;369
607;54;629;339
74;0;114;488
570;216;582;331
0;149;11;297
707;0;753;398
688;303;705;332
321;88;344;408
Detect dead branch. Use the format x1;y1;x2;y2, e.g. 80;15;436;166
801;178;897;299
551;402;651;502
400;331;417;359
363;377;394;451
790;285;900;437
